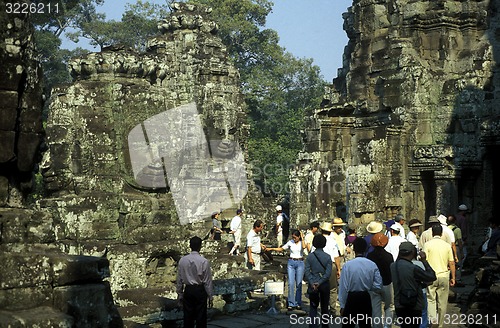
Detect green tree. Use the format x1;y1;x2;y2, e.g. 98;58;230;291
31;0;104;90
66;0;169;51
32;0;326;197
190;0;326;195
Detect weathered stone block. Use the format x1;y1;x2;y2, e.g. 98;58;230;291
0;130;16;163
51;255;110;286
0;286;53;311
0;176;8;206
0;252;52;288
0;90;18;130
53;282;121;328
0;307;74;328
0;59;23;91
0;210;55;244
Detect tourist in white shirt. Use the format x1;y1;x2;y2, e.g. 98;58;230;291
275;205;284;246
392;214;406;239
406;219;423;249
437;214;459;263
268;229;306;310
245;220;266;270
384;224;406;261
304;221;320;255
228;209;243;255
318;222;341;315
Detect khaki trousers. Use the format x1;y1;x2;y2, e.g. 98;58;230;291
427;273;449;328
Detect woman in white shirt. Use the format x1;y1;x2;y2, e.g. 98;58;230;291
268;229;306;310
407;219;423;249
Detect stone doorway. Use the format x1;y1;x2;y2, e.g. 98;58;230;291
421;171;437;224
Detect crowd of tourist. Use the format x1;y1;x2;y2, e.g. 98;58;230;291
176;204;500;328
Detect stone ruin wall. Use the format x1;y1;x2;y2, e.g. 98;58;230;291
291;0;500;248
0;1;43;206
41;2;268;292
1;3;278;326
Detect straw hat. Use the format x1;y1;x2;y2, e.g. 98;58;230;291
366;221;383;234
332;217;346;226
428;215;439;224
319;221;334;232
408;219;423;228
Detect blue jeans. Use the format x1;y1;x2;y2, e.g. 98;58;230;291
287;259;305;307
420;288;428;328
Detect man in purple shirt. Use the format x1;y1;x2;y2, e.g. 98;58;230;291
176;236;214;328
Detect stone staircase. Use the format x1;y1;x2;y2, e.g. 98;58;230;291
0;248;122;327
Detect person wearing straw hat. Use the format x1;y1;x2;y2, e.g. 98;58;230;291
364;221;384;255
367;233;394;328
407;219;423;248
318;221;341;315
332;217;347;268
419;216;451;250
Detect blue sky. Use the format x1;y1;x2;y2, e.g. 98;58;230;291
267;0;352;80
63;0;352;81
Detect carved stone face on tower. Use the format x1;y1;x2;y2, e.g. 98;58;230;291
42;2;249;226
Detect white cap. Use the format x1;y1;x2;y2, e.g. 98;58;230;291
390;224;401;232
437;214;448;226
458;204;468;211
276;205;282;211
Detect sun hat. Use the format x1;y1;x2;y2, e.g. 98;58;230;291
371;233;389;247
428;216;439;224
332;217;346;226
408;219;423;228
366;221;383;234
319;221;334;232
437;214;448;226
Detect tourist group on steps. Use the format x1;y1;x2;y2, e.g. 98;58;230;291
176;204;500;328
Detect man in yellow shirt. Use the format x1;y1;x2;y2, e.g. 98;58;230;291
423;225;455;328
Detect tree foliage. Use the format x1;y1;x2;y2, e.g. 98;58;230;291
66;0;169;51
190;0;326;195
32;0;326;197
31;0;104;90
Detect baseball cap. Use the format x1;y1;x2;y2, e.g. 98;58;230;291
399;241;416;254
390;224;401;232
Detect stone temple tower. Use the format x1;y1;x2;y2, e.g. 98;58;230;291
291;0;500;242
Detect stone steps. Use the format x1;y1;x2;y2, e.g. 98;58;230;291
0;306;74;328
0;249;121;327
